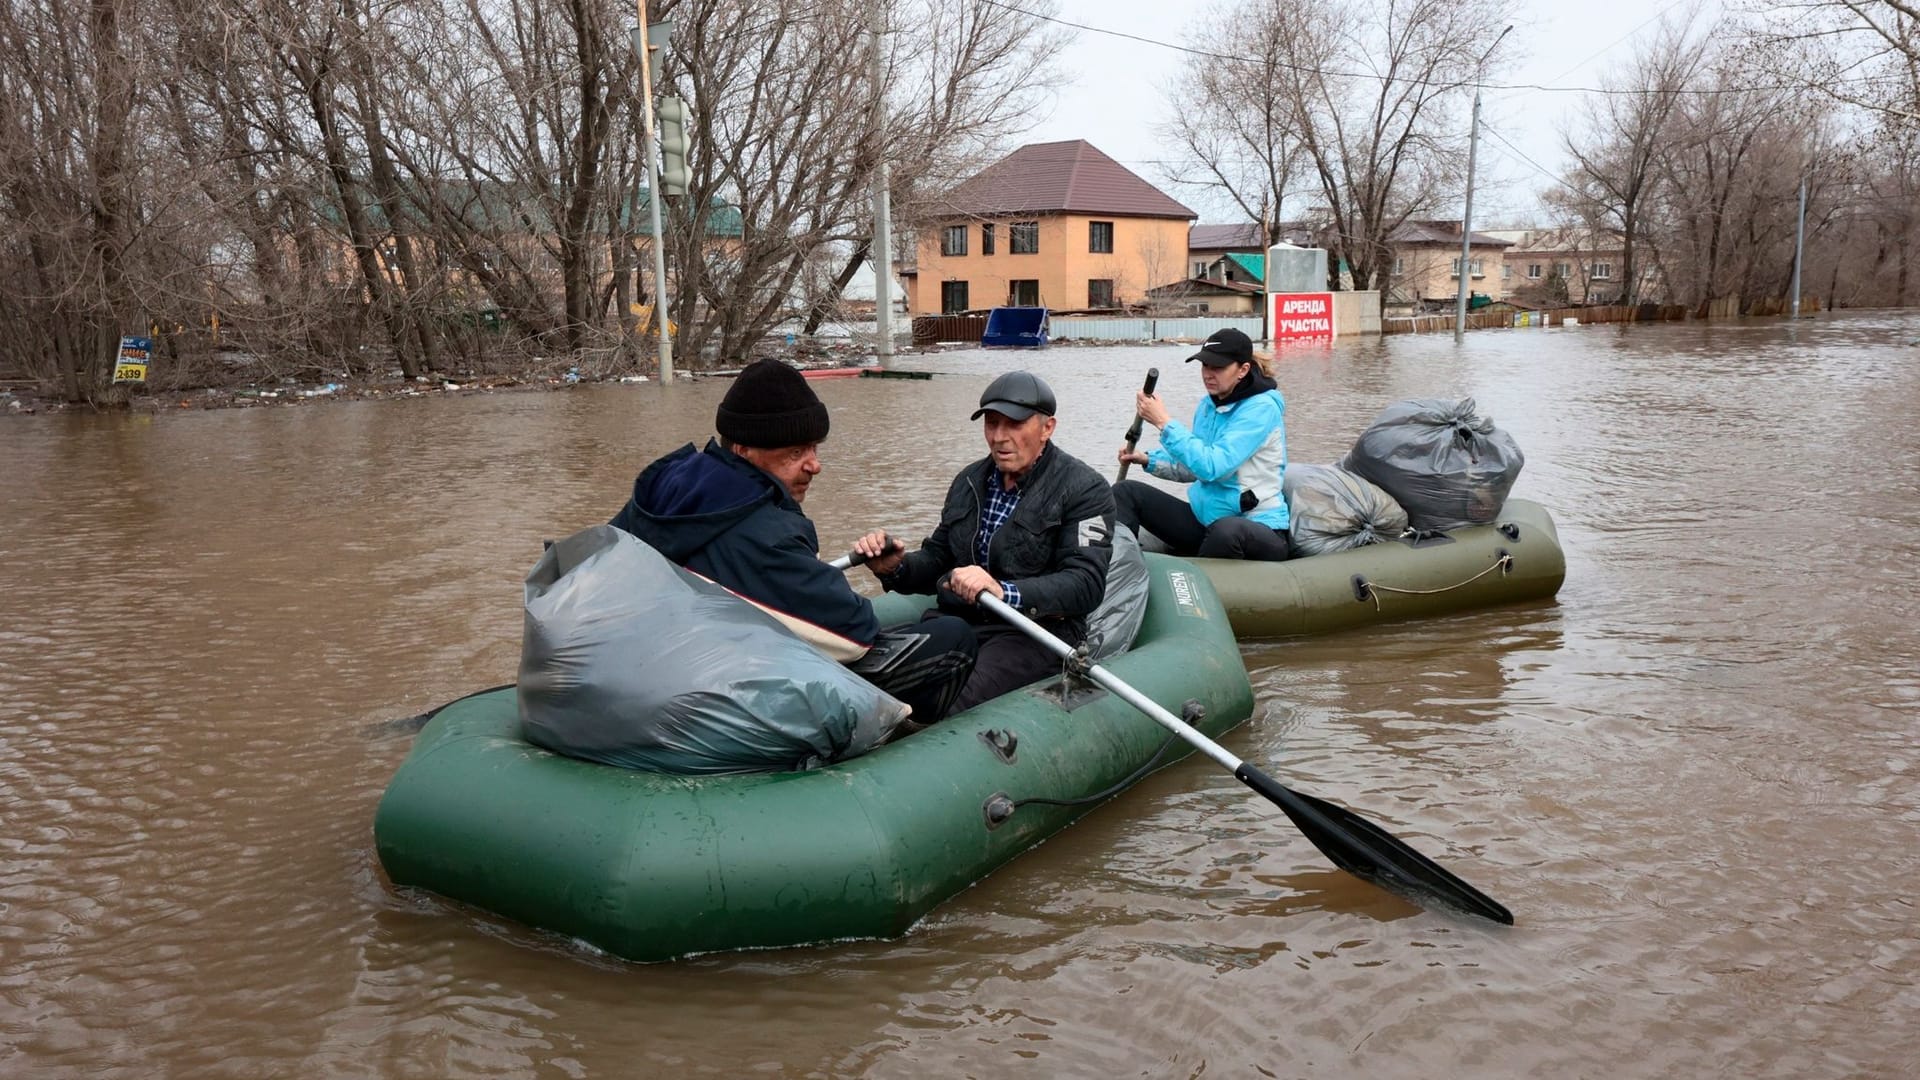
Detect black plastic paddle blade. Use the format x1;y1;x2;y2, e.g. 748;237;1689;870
1234;762;1515;926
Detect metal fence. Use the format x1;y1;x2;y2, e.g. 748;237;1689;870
911;314;1266;346
1049;316;1265;343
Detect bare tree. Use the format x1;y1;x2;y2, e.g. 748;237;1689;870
1745;1;1920;121
799;0;1068;335
0;0;146;399
1190;0;1513;297
1740;1;1919;305
1562;18;1709;305
1158;0;1308;243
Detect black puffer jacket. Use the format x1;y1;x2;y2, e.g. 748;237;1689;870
883;443;1115;643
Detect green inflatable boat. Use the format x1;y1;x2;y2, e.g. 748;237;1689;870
374;554;1254;963
1192;499;1566;638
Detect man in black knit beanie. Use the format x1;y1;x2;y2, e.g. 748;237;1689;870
611;359;977;732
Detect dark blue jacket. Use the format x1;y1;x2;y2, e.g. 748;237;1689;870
610;440;880;651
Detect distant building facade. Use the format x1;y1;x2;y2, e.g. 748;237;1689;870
1384;220;1514;313
1186;223;1265;280
1491;227;1640;306
902;140;1196;315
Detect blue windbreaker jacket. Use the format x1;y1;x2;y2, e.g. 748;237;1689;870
1146;376;1289;530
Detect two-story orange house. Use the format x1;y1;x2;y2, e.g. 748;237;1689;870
901;141;1197;315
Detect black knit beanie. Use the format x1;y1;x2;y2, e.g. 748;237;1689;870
715;359;830;449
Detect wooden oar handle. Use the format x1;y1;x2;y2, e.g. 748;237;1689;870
1115;367;1160;482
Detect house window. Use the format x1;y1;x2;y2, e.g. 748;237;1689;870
1393;257;1404;275
1089;221;1113;253
941;225;967;257
1592;262;1613;279
1010;221;1039;254
1501;263;1511;279
1450;258;1484;277
941;280;969;313
981;223;995;255
1009;279;1039;305
1554;261;1571;278
1088;279;1114;307
1527;263;1542;279
1192;260;1208;278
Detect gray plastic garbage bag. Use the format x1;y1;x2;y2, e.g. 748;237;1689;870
1084;529;1149;660
517;525;909;774
1338;397;1523;533
1284;464;1409;556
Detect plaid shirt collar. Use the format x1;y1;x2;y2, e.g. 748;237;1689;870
975;444;1047;566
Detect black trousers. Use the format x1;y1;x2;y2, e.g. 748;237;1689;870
1113;480;1293;561
951;624;1060;714
848;612;979;724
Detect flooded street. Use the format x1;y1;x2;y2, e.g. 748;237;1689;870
3;311;1917;1077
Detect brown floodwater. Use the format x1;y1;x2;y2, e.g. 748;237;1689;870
3;311;1917;1078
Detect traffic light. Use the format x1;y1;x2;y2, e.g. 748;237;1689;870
657;95;688;197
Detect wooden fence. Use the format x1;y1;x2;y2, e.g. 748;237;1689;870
911;314;987;345
1382;311;1512;335
1741;295;1823;317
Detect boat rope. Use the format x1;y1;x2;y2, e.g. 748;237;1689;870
1007;732;1184;811
1355;552;1513;611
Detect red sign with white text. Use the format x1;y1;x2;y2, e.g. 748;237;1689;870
1268;292;1336;343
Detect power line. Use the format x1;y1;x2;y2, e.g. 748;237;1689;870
1546;0;1698;84
1481;124;1587;198
978;0;1907;97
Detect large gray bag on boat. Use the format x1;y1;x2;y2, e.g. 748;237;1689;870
1283;464;1409;556
1338;397;1523;533
1084;528;1149;660
517;526;909;774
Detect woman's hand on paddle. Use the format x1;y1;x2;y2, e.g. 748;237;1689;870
1135;391;1169;428
944;566;1004;604
853;530;906;576
1116;447;1149;467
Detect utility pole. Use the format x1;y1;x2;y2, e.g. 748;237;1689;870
1456;25;1511;345
1790;173;1807;319
631;6;674;383
869;3;894;363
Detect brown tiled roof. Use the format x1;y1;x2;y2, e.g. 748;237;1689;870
1389;220;1514;247
1147;277;1264;296
939;140;1196;220
1189;223;1266;250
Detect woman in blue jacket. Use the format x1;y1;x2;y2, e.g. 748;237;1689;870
1113;328;1292;561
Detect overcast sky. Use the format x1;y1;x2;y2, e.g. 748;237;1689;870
1019;0;1728;227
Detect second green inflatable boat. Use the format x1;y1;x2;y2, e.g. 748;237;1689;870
1191;498;1566;638
373;554;1254;963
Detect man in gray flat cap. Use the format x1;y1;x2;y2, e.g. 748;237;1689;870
855;371;1115;714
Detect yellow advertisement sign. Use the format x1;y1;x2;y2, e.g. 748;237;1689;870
115;336;152;384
